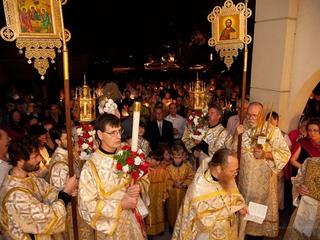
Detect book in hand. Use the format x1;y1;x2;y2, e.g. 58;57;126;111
244;201;268;224
304;158;320;201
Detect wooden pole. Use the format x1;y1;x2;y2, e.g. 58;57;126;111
58;1;78;239
237;0;249;161
237;1;249;236
195;157;200;170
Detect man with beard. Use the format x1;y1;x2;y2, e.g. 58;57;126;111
0;136;78;240
235;102;291;239
220;19;237;40
172;148;247;240
78;113;149;240
48;125;94;240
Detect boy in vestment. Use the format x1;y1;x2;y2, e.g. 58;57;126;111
166;144;194;232
146;148;167;236
160;144;172;168
127;121;151;157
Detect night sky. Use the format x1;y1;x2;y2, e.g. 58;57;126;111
0;0;255;90
63;0;217;55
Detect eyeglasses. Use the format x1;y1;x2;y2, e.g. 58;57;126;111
103;129;124;137
246;113;258;119
308;128;319;133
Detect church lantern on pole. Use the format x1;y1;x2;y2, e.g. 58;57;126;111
189;69;211;110
74;75;96;123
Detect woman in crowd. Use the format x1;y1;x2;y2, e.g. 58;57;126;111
4;110;26;140
290;118;320;176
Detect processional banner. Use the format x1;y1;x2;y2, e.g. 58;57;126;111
208;0;251;69
0;0;70;78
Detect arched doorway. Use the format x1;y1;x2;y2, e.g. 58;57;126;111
288;71;320;130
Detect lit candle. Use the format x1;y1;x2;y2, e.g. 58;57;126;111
131;102;141;152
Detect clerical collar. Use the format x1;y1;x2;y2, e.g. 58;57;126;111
55;147;68;155
99;146;117;155
211;174;219;182
209;122;220;129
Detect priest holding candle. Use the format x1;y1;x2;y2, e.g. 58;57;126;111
78;102;149;240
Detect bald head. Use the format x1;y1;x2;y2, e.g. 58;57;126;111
248;102;263;109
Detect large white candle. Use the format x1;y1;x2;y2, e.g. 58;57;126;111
131;102;141;152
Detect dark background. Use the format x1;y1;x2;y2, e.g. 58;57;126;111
0;0;256;102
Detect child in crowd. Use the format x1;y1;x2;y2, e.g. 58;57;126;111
166;144;194;232
128;121;151;157
146;148;168;236
160;144;172;167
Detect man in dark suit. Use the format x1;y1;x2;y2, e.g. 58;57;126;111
145;106;174;150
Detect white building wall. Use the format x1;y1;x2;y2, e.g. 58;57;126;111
251;0;320;131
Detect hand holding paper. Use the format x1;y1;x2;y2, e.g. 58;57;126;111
244;201;268;224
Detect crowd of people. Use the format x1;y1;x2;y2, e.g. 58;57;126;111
0;76;319;240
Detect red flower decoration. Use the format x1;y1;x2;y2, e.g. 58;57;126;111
122;145;131;151
126;157;134;166
78;138;84;145
116;163;123;170
76;123;96;160
114;145;149;181
139;161;149;172
132;171;140;181
187;108;208;141
83;132;90;138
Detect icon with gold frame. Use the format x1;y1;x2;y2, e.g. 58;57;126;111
208;0;252;69
0;0;70;78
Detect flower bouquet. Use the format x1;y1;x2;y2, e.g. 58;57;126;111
114;145;149;236
98;98;118;115
187;107;208;141
76;123;96;160
98;97;121;119
114;145;149;181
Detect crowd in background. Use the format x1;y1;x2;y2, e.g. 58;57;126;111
0;74;319;239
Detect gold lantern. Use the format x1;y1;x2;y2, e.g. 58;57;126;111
74;81;96;123
189;74;211;110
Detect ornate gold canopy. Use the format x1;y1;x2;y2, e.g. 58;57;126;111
189;73;211;110
208;0;252;69
74;80;97;123
0;0;71;78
